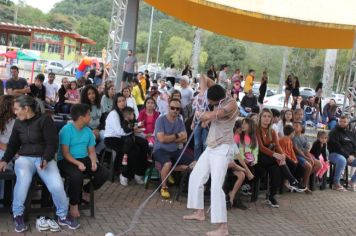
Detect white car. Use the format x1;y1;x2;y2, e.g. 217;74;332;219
45;61;71;76
263;94;290;110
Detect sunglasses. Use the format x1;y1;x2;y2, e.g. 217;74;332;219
170;106;180;111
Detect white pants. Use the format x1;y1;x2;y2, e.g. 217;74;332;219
187;144;231;223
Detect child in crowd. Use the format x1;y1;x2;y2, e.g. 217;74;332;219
310;131;330;180
231;79;242;102
65;81;80;104
277;109;293;137
121;107;137;166
137;97;160;147
279;125;302;189
293;122;322;192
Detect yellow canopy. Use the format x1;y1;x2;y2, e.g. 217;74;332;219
144;0;356;49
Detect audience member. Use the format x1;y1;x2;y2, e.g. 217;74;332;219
0;95;79;232
57;104;109;218
6;66;30;96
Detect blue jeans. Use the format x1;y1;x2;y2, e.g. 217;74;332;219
328;120;337;130
329;153;356;184
239;107;249;117
13;156;68;218
194;124;208;160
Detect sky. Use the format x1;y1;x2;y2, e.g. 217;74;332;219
15;0;62;13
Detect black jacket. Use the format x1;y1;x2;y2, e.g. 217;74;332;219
310;140;327;161
328;125;356;159
241;95;257;109
2;114;58;163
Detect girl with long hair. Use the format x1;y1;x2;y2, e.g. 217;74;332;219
80;85;102;139
122;86;139;117
256;108;306;208
0;95;16;201
104;93;149;186
137;97;160;146
276;109;293;137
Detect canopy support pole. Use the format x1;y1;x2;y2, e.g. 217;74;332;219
342;31;356;114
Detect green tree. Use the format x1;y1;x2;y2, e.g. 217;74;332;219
164;36;192;68
47;13;76;30
76;15;109;56
204;35;246;74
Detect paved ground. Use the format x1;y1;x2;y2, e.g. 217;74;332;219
1;179;356;236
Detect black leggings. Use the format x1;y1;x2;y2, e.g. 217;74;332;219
58;157;109;205
104;136;149;178
257;153;297;197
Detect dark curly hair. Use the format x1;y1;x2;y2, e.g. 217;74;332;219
80;85;101;109
0;95;16;134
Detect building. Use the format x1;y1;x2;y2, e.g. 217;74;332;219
0;22;96;61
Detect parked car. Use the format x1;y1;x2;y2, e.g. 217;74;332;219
263;94;288;110
251;83;276;97
45;61;71;75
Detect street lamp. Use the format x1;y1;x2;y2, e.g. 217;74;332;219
154;31;163;80
145;7;155;69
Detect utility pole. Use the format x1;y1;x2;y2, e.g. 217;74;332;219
145;7;154;69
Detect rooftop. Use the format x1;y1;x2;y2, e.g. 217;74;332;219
0;21;96;45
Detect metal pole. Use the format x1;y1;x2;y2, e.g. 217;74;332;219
145;7;154;69
342;31;356;114
154;31;162;80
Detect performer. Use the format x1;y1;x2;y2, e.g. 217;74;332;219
183;75;238;236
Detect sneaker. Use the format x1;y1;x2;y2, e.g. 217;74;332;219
46;217;60;232
160;187;170;199
14;215;28;233
36;216;50;231
119;174;128;186
289;181;307;193
167;175;175;185
122;154;128;166
349;181;356;192
267;196;279;208
134;175;144;185
58;215;80;230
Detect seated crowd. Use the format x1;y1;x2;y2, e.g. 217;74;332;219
0;65;356;233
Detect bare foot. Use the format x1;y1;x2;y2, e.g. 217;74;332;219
228;192;234;205
70;204;80;218
183;210;205;221
206;223;229;236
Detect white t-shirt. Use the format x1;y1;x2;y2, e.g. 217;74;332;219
276;120;293;137
44;81;59;100
165;68;177;77
180;87;194;108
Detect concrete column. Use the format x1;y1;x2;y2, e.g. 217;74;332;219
116;0;139;89
322;49;338;97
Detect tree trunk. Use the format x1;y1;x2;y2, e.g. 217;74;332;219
336;74;343;93
322;49;338;97
278;47;289;94
191;28;202;79
342;74;348;92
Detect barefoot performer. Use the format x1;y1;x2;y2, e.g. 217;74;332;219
184;75;239;236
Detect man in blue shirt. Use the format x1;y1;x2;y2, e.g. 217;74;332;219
57;104;109;218
153;99;193;199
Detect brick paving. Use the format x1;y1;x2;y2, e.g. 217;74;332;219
1;180;356;236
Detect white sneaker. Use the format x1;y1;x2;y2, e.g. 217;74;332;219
46;217;60;232
36;216;50;232
119;174;128;186
134;175;144;185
